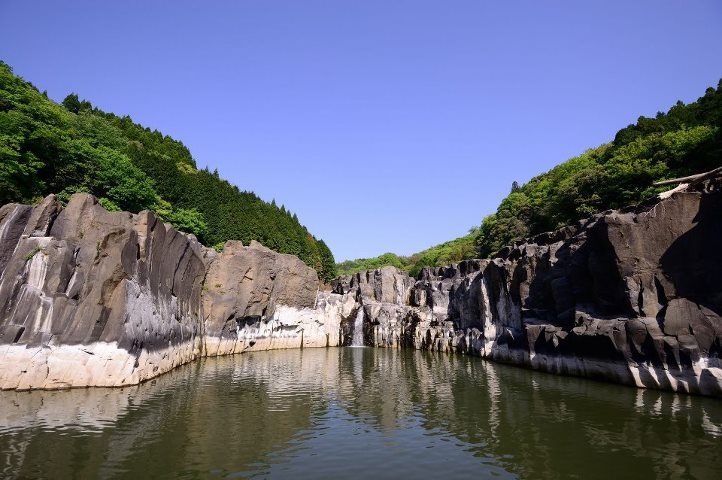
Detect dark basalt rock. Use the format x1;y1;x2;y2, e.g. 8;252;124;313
344;188;722;397
1;187;720;396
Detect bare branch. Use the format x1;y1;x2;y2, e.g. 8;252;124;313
653;166;722;186
657;183;689;200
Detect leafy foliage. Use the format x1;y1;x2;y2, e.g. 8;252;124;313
0;61;335;280
336;233;477;278
339;79;722;277
475;83;721;257
336;252;407;276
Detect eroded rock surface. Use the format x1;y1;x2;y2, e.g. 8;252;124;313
335;189;722;397
0;194;351;390
1;187;720;397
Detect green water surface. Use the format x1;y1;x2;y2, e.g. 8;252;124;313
1;347;720;479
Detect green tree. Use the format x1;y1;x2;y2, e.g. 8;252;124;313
0;61;336;274
317;240;337;283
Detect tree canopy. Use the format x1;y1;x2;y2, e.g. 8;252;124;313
339;79;722;277
0;61;337;282
336;232;477;278
475;82;721;257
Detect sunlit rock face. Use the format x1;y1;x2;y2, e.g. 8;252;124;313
0;194;349;390
1;187;720;396
338;189;722;398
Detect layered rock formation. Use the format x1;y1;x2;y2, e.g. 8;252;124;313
0;193;355;390
1;186;720;397
334;187;722;397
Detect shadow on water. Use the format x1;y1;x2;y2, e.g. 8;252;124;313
1;348;721;479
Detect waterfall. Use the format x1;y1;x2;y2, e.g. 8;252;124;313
351;307;364;346
0;206;20;241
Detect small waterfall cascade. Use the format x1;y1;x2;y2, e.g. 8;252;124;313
0;206;20;242
351;307;364;346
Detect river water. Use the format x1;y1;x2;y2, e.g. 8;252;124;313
1;347;721;479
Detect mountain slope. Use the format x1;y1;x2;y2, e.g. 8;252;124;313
339;79;722;276
0;61;336;281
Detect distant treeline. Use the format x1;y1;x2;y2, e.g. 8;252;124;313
0;61;336;281
339;79;722;277
336;234;477;278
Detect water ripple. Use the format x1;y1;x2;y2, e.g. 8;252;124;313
1;348;721;479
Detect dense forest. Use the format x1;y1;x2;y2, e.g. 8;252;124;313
339;79;722;277
0;61;337;282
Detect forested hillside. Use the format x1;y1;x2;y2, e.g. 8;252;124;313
0;61;336;281
340;79;722;277
336;233;477;278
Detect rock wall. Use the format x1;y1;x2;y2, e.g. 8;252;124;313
0;193;356;390
2;187;720;397
333;188;722;397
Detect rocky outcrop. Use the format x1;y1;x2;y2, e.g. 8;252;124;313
0;193;355;390
2;186;720;397
335;187;722;397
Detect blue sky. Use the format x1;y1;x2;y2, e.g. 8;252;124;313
1;1;721;261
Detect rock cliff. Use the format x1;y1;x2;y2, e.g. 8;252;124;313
1;186;720;397
0;193;355;390
333;187;722;397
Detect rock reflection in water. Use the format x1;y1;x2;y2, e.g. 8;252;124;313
1;348;721;479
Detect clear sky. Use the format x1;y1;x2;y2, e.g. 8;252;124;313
1;1;721;261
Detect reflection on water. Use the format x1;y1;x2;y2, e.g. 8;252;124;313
1;348;721;479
